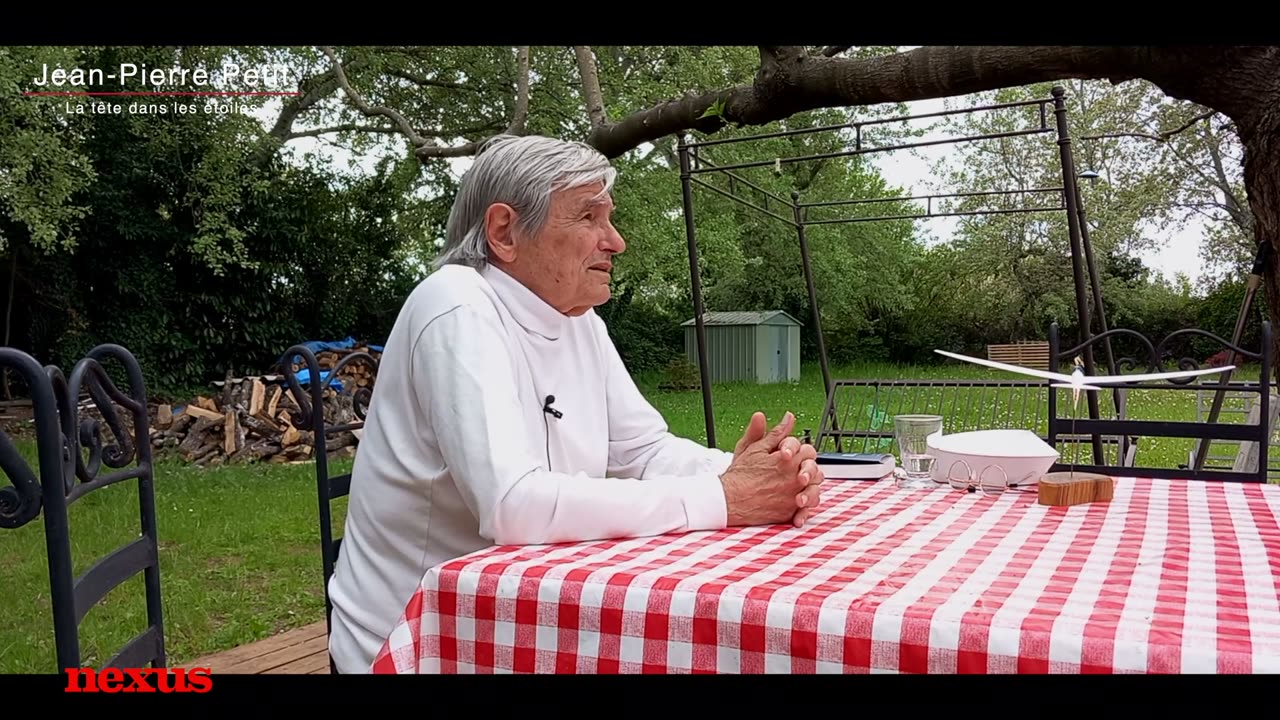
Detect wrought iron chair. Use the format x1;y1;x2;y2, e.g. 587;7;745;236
0;344;165;672
1047;321;1273;482
278;344;378;670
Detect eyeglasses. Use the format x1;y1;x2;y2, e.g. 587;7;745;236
943;459;1038;498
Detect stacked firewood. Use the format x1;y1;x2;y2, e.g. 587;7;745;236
309;344;380;389
149;377;303;465
58;343;380;467
149;372;372;467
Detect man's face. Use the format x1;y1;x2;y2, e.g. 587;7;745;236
487;181;626;316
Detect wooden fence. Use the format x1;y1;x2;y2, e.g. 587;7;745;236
986;341;1051;371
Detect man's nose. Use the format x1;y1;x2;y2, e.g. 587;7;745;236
602;224;626;254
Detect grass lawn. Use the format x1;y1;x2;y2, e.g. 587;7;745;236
0;358;1271;672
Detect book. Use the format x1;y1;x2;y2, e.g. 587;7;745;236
816;451;897;480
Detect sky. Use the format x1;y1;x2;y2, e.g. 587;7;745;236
257;92;1211;287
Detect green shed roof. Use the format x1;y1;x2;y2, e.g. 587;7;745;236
680;311;802;327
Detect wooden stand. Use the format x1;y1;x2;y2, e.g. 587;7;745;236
1038;471;1114;507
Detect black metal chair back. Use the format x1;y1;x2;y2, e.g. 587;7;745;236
1047;321;1273;482
278;345;378;640
0;344;164;673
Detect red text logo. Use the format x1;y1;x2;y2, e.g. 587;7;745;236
63;667;213;693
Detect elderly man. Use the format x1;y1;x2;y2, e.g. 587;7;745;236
326;133;824;673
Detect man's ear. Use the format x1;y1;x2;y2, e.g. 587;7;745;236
485;203;519;263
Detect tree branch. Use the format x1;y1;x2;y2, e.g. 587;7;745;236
286;123;400;139
386;68;474;92
1166;128;1240;203
1081;109;1217;142
1080;105;1254;235
1205;123;1254;235
261;44;1267;182
573;46;607;129
587;46;1160;158
250;56;369;168
510;46;530;135
1164;109;1217;138
322;47;432;146
320;45;530;160
756;46;809;84
286;119;505;142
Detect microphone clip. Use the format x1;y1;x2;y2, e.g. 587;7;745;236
542;395;563;419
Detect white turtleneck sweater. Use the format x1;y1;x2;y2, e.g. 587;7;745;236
326;263;733;673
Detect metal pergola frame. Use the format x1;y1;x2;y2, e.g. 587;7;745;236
675;85;1120;458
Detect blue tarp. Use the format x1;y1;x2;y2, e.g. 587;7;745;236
292;369;344;392
298;336;384;353
284;336;383;390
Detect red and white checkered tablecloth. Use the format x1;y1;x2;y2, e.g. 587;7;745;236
370;476;1280;674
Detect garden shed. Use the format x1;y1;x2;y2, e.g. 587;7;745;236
681;311;802;384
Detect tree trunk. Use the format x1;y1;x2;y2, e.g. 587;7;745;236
1244;114;1280;385
1201;50;1280;382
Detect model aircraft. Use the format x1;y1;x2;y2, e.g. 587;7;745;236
934;349;1236;410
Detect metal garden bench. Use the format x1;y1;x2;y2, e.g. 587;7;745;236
813;377;1134;468
1046;321;1274;482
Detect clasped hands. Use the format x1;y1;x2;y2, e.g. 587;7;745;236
720;410;825;529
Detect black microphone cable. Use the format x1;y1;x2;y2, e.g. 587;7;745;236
542;394;561;470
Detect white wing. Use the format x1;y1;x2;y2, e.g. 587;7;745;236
1086;365;1236;385
1051;382;1104;391
934;350;1075;383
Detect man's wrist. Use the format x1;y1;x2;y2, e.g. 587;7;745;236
719;470;743;527
681;470;730;530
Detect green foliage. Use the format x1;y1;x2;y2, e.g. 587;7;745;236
42;153;428;390
0;46;1250;398
699;98;727;120
1192;278;1267;360
596;285;684;373
1;47;437;393
658;355;701;392
0;47;96;253
879;79;1236;361
586;47;927;371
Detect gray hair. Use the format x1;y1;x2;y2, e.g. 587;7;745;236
433;134;617;270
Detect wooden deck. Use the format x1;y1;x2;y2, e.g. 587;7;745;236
181;620;331;674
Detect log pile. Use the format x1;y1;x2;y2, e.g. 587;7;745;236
147;372;370;466
63;343;381;467
306;344;380;390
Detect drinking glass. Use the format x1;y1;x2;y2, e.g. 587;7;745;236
893;414;943;489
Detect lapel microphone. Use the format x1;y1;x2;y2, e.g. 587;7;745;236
541;394;561;472
542;395;563;419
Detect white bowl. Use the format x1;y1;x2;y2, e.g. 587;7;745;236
926;429;1059;488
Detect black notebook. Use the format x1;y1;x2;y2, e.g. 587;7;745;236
816;452;896;480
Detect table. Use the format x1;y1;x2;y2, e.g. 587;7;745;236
371;476;1280;673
